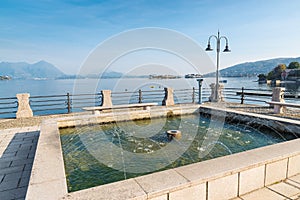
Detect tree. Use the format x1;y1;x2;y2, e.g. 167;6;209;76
266;64;286;80
287;61;300;69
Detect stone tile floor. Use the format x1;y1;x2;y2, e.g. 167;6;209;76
0;127;39;200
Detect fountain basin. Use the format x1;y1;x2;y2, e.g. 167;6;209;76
26;104;300;200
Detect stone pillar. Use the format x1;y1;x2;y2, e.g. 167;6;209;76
16;93;33;118
101;90;113;107
162;88;174;106
272;87;285;113
209;83;224;102
272;87;285;102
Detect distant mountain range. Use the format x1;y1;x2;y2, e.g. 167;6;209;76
1;57;300;80
205;57;300;77
0;61;65;79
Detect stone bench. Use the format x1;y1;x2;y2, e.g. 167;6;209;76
82;102;158;115
266;101;300;114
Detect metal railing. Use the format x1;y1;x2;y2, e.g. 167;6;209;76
0;96;18;118
0;87;299;118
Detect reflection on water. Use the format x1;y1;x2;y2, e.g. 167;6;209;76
60;114;293;192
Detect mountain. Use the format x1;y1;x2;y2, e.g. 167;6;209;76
205;57;300;77
0;60;65;79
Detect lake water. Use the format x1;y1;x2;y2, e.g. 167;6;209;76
0;77;281;98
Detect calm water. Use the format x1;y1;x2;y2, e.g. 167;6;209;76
0;77;274;97
60;114;291;192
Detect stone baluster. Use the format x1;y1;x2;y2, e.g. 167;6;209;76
162;88;174;106
101;90;113;107
16;93;33;118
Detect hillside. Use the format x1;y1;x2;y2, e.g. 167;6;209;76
0;60;65;79
205;57;300;77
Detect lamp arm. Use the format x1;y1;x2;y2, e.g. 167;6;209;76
220;36;229;45
207;35;218;44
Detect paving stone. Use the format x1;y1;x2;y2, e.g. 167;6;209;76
2;148;18;154
0;161;12;169
0;187;27;200
21;170;31;179
268;182;300;198
15;151;30;158
3;172;22;182
1;152;16;158
11;158;33;167
18;176;30;188
0;166;24;175
24;164;33;171
0;179;19;192
14;153;30;160
241;187;286;200
18;146;32;151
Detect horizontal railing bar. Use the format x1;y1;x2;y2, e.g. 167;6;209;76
0;106;18;110
30;99;66;103
32;107;67;112
0;97;17;100
70;93;101;97
0;111;17;115
31;103;66;107
71;97;100;101
0;102;17;105
30;94;67;98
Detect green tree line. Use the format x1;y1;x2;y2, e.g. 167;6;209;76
258;61;300;80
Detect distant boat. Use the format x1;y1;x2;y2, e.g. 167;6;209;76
185;74;203;78
0;75;11;80
219;80;227;83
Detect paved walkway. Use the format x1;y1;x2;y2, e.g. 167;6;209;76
0;127;39;200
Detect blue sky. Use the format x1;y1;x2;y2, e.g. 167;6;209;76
1;0;300;74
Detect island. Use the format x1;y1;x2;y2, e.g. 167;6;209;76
149;75;181;79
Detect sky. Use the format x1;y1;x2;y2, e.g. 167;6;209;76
1;0;300;75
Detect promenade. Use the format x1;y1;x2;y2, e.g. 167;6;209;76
0;103;299;200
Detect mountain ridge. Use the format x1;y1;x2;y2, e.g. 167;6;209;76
0;60;65;79
205;56;300;77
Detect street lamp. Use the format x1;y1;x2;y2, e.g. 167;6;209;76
206;30;230;102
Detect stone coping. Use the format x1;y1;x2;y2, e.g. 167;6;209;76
25;104;300;200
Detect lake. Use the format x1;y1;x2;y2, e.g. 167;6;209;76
0;77;280;98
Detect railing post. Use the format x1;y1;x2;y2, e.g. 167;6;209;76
138;89;142;103
67;93;71;113
192;87;195;103
197;79;203;104
241;87;244;104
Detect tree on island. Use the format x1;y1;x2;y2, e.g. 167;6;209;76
266;63;286;80
257;73;266;82
287;61;300;69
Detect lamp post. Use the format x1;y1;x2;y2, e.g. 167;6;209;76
205;30;231;102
